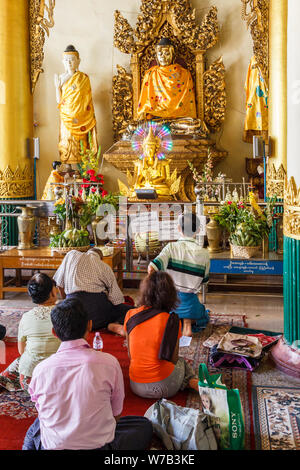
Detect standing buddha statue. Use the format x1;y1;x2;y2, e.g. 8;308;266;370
54;45;98;165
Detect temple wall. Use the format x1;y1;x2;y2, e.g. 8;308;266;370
34;0;253;197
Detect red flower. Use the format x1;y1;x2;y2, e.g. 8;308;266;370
90;176;97;182
81;183;90;189
227;201;232;205
101;190;108;197
91;187;97;193
86;169;95;176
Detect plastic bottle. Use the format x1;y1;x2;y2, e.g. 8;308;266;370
93;332;103;351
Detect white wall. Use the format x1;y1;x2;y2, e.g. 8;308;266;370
34;0;254;197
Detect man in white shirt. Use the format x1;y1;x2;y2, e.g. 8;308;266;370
53;247;132;336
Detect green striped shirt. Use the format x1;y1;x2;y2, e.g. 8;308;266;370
150;237;210;293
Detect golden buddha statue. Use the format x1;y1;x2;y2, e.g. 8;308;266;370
54;45;98;165
125;38;208;138
119;126;181;199
41;161;64;200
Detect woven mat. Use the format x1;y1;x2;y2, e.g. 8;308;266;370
252;384;300;450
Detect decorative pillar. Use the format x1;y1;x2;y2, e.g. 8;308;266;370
267;0;287;182
270;0;300;377
0;0;34;199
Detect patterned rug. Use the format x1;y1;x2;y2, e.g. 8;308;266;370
0;306;29;339
0;306;250;450
252;385;300;450
179;313;253;450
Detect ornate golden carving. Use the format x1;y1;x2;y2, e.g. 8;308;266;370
241;0;269;85
266;162;286;199
284;177;300;240
29;0;56;93
203;57;226;132
0;163;34;199
113;1;224;141
112;65;133;140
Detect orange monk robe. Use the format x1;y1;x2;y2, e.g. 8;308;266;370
137;64;197;120
58;71;96;139
244;56;268;133
41;170;64;200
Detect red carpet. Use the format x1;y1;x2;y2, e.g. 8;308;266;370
0;331;187;450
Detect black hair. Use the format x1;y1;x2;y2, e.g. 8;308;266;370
178;212;200;237
64;44;78;53
27;273;55;304
52;160;61;170
157;37;173;47
51;299;88;342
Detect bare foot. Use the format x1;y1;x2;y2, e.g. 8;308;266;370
188;378;199;391
107;323;125;337
182;319;193;337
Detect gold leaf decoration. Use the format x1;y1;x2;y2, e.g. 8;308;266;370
114;11;135;54
203;57;226;132
112;65;133;141
30;0;56;93
284;177;300;240
266;163;286;199
0;163;34;199
241;0;269;85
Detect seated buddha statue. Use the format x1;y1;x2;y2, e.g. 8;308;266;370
124;38;208;138
118;126;181;199
41;161;64;200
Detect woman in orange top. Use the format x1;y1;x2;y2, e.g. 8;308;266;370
124;271;198;399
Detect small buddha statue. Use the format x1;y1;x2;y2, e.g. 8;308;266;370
119;126;181;199
54;45;98;165
41;161;64;200
124;38;208;138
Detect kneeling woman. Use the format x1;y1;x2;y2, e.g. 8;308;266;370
124;271;198;399
0;273;60;392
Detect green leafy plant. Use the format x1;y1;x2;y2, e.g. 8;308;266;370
50;228;90;248
214;196;275;247
87;192;119;214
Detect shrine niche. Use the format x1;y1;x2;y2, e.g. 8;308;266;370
104;0;227;201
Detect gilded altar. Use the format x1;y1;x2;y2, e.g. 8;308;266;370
104;0;227;201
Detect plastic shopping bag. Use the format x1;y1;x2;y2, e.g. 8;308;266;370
198;363;245;450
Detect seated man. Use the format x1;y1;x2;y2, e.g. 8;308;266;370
23;298;153;451
53;247;132;336
148;213;210;337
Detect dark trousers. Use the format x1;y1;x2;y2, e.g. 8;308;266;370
22;416;153;451
66;292;132;331
0;324;6;340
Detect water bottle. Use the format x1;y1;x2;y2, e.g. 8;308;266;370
93;332;103;351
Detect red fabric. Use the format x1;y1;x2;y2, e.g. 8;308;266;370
0;332;187;450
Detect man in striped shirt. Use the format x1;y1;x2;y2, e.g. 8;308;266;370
148;213;210;337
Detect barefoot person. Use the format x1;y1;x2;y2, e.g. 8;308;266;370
53;247;132;336
0;273;60;392
124;271;199;399
148;213;210;337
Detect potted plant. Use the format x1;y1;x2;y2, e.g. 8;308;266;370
214;193;275;258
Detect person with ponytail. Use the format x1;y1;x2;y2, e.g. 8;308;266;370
123;271;198;399
0;273;60;392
